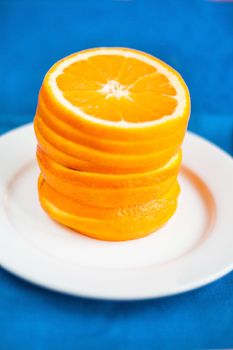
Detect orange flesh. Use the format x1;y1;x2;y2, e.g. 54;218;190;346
56;55;177;122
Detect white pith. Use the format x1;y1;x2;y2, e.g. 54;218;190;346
48;48;187;128
99;80;130;99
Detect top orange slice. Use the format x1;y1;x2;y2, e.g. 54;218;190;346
38;47;190;141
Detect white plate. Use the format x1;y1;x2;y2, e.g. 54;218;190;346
0;124;233;300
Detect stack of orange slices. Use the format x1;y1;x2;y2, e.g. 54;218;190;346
34;48;190;241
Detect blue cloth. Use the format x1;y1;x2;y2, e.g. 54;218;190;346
0;0;233;349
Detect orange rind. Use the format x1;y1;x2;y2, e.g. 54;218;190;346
38;175;180;241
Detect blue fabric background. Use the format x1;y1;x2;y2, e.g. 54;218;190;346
0;0;233;349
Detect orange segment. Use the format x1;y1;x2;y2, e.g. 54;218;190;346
115;57;157;85
85;54;126;80
129;72;177;94
56;73;102;91
62;91;104;107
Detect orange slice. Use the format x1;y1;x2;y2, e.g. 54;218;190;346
38;175;180;241
36;98;186;155
34;114;180;173
37;47;190;142
37;147;181;207
35;125;181;174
